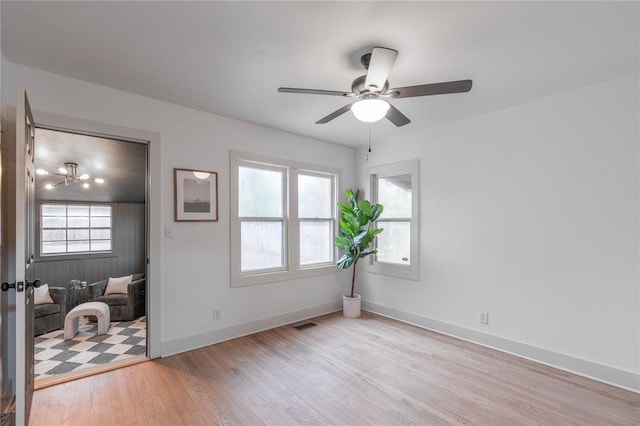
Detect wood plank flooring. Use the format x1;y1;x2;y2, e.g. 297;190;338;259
30;312;640;425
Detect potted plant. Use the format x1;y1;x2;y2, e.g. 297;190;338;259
334;189;383;317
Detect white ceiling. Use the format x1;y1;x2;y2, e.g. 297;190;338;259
3;1;639;147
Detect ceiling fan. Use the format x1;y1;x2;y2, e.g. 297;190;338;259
278;47;472;127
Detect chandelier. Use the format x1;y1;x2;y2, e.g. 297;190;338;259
37;162;105;190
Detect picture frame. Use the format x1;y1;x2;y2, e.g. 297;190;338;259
174;168;218;222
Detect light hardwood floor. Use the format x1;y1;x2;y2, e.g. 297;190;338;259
30;312;639;425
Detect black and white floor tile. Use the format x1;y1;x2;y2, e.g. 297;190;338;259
34;316;146;379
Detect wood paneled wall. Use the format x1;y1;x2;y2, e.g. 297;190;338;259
32;203;145;290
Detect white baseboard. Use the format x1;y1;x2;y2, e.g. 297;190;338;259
363;301;640;394
161;302;342;357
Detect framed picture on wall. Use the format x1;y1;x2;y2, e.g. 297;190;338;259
174;168;218;222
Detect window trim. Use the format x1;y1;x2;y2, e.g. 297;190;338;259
230;151;340;287
367;159;420;280
37;201;114;259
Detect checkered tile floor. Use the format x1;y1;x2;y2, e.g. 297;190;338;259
34;316;146;379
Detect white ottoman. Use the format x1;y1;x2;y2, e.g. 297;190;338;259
64;302;110;340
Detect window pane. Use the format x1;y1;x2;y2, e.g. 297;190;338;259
300;221;333;265
90;217;111;228
378;174;412;218
67;229;89;241
376;221;411;265
241;221;284;271
42;204;66;216
42;241;66;254
67;217;90;228
91;240;111;251
91;205;111;216
298;174;332;218
42;229;65;241
68;205;89;216
67;240;90;252
239;166;283;217
91;229;111;240
42;217;66;228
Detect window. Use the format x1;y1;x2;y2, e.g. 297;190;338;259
231;151;338;286
298;172;334;266
238;164;286;272
369;160;419;280
40;203;112;255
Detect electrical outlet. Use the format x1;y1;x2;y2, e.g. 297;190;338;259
213;309;221;321
165;225;174;238
480;311;489;325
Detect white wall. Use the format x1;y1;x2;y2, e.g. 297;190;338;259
357;73;640;390
4;58;638;390
4;61;354;353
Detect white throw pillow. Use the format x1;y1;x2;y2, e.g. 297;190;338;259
104;275;133;295
34;284;55;305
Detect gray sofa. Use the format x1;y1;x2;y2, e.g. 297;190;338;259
88;273;145;321
34;286;66;336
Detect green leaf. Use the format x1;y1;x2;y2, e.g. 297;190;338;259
352;230;368;246
357;232;375;249
370;227;383;236
347;215;361;233
359;250;377;258
334;236;352;250
345;189;359;209
338;203;354;215
358;200;372;217
357;211;369;227
339;219;354;236
371;204;384;221
345;189;354;200
336;253;356;269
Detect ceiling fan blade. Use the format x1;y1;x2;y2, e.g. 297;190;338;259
278;87;355;97
364;47;398;91
386;104;411;127
389;79;472;98
316;104;354;124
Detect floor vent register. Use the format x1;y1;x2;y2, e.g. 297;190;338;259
293;322;317;330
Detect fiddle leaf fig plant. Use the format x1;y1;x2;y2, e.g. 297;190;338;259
335;189;384;298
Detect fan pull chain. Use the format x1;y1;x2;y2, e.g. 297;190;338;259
366;122;372;161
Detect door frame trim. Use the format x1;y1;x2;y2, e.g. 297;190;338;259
32;111;162;359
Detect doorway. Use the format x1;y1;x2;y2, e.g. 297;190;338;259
30;128;149;386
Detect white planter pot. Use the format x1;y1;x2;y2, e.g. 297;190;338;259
343;294;362;318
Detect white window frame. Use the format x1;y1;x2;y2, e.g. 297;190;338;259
39;202;113;256
237;162;289;275
297;170;336;269
368;159;419;280
230;151;340;287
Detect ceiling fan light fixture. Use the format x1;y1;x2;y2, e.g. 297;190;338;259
351;99;390;123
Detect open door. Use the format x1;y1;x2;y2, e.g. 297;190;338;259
0;103;17;426
0;90;38;425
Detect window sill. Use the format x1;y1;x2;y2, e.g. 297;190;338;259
367;263;419;281
35;253;117;262
232;264;337;288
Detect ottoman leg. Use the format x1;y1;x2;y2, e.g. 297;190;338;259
96;307;110;335
64;315;79;340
